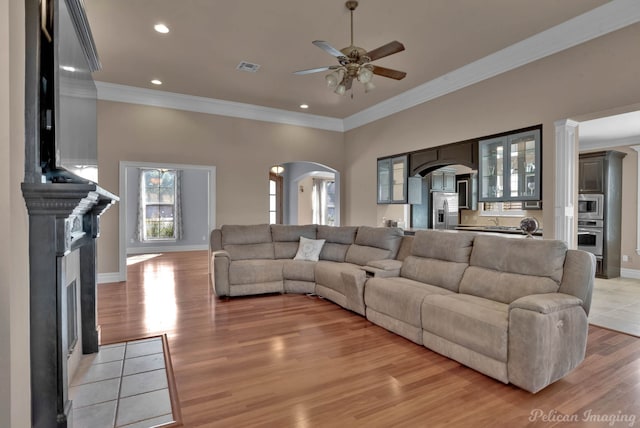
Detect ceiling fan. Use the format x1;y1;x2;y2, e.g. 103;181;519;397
294;1;406;95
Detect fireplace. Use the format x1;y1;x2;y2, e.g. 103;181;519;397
22;183;117;428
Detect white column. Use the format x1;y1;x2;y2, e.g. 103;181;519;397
631;145;640;255
554;119;579;248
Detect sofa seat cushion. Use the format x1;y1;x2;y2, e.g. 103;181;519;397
365;277;454;327
229;260;283;285
421;294;509;362
314;261;360;295
282;260;316;282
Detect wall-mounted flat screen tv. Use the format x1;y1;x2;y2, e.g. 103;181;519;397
40;0;100;183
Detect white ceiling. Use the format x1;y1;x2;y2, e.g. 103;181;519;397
84;0;616;120
580;111;640;146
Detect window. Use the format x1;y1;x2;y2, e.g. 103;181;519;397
312;178;336;226
141;169;177;240
481;201;524;217
269;172;283;224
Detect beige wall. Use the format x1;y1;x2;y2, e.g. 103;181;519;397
97;101;345;273
618;146;640;271
344;24;640;237
1;0;31;426
297;176;314;224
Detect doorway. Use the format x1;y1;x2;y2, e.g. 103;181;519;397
116;161;216;282
269;161;340;226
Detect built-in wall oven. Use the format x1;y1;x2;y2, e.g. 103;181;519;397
577;219;603;256
578;194;604;220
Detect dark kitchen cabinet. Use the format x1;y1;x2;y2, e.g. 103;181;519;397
578;150;626;278
479;129;541;202
378;155;409;204
456;173;477;210
430;168;456;192
578;156;605;193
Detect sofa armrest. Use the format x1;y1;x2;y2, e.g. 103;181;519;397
507;293;588;393
361;259;402;278
341;269;368;316
211;250;231;297
509;293;584;314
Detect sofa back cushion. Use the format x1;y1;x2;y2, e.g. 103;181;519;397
410;230;475;261
221;224;274;261
459;235;567;304
345;226;404;266
400;230;475;292
317;225;358;262
271;224;317;259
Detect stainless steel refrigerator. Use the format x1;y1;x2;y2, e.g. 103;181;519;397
432;192;459;230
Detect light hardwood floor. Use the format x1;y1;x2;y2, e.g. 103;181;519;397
98;251;640;427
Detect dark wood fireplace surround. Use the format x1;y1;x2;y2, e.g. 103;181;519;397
21;1;118;426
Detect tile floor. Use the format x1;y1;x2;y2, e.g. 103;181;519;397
589;276;640;337
70;336;176;428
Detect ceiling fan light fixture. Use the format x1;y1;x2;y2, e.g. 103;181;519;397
293;1;405;96
325;71;340;88
364;81;375;93
357;67;373;83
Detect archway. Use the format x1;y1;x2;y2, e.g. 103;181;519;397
269;161;340;226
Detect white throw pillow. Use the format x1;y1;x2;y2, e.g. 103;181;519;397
294;236;326;262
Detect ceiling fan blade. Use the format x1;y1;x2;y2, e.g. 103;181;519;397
372;65;407;80
367;41;405;61
313;40;346;58
293;65;339;75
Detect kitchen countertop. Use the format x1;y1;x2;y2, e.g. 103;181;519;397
403;226;543;237
455;225;543;236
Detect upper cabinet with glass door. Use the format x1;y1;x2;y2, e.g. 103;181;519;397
377;155;408;203
479;128;541;202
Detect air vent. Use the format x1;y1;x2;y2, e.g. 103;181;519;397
236;61;261;72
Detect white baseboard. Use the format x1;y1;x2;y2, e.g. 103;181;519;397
620;268;640;280
98;272;123;284
126;244;208;255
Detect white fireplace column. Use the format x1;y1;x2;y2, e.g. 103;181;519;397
554;119;579;248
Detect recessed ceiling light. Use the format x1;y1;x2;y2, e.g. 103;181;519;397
61;65;76;72
151;79;162;85
154;23;169;34
300;104;309;109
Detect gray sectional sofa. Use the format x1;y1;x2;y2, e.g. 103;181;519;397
209;224;595;393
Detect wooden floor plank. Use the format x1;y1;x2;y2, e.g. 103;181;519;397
98;251;640;427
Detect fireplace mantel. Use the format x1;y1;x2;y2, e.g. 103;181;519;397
22;182;118;428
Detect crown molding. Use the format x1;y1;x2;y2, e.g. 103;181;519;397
580;136;640;152
343;0;640;131
96;0;640;133
95;82;345;132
